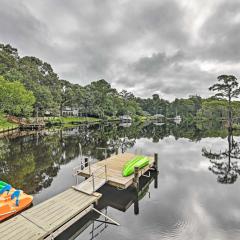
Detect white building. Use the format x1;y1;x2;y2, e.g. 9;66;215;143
119;115;132;122
62;107;79;116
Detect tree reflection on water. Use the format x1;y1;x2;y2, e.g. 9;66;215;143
1;121;240;194
202;128;240;184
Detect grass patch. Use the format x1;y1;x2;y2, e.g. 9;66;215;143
0;115;18;131
45;116;101;125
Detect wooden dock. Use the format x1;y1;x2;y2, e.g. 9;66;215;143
19;123;45;131
0;189;101;240
0;152;157;240
77;152;156;189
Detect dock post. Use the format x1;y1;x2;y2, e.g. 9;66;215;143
154;173;158;189
92;174;95;192
83;157;89;179
104;165;107;181
89;162;91;176
134;199;139;215
133;166;140;191
154;153;159;172
84;157;88;167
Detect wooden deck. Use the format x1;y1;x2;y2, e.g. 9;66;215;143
0;152;157;240
0;189;101;240
77;153;155;189
73;176;106;195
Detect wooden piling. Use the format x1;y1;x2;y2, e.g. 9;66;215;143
134;199;139;215
133;166;140;191
154;173;158;189
154;153;158;172
84;157;89;167
84;157;89;179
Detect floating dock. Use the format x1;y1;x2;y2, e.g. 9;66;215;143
0;152;158;240
77;152;156;189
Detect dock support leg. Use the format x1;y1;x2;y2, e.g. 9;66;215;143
84;157;89;167
154;153;159;172
134;200;139;215
84;157;89;179
154;173;158;189
92;208;120;226
84;157;89;171
133;166;139;191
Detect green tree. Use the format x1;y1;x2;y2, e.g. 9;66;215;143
0;76;35;116
209;75;240;128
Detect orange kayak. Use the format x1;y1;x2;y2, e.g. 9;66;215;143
0;182;33;221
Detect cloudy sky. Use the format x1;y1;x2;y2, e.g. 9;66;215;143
1;0;240;99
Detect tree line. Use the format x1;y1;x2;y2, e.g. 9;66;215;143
1;43;240;121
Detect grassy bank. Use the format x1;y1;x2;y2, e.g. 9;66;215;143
45;116;102;126
0;115;18;132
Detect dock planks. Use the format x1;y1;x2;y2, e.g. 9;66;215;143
0;189;101;240
0;152;156;240
77;153;154;189
0;215;45;240
73;177;106;195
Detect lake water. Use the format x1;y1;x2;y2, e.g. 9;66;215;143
1;122;240;239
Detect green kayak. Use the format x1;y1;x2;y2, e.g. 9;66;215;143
122;155;149;177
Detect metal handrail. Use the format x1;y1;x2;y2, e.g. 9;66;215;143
91;165;107;181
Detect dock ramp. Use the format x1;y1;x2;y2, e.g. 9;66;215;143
73;165;107;195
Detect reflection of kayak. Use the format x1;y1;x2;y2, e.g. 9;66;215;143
0;181;33;221
122;156;149;177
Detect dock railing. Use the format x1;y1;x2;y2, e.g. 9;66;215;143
73;157;94;185
90;165;107;192
73;159;108;192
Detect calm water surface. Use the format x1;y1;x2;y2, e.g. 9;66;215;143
1;122;240;239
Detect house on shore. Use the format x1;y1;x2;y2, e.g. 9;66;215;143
62;107;79;117
152;114;165;120
119;115;132;122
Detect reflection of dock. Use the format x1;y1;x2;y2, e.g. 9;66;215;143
0;153;158;240
97;171;157;212
57;172;159;240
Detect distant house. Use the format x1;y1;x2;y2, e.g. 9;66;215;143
119;115;132;122
44;110;51;116
174;115;182;124
62;107;79;117
174;115;181;121
153;114;165;119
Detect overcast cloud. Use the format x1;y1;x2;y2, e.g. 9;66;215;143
0;0;240;99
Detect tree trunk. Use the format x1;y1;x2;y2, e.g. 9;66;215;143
60;103;63;117
228;96;232;130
